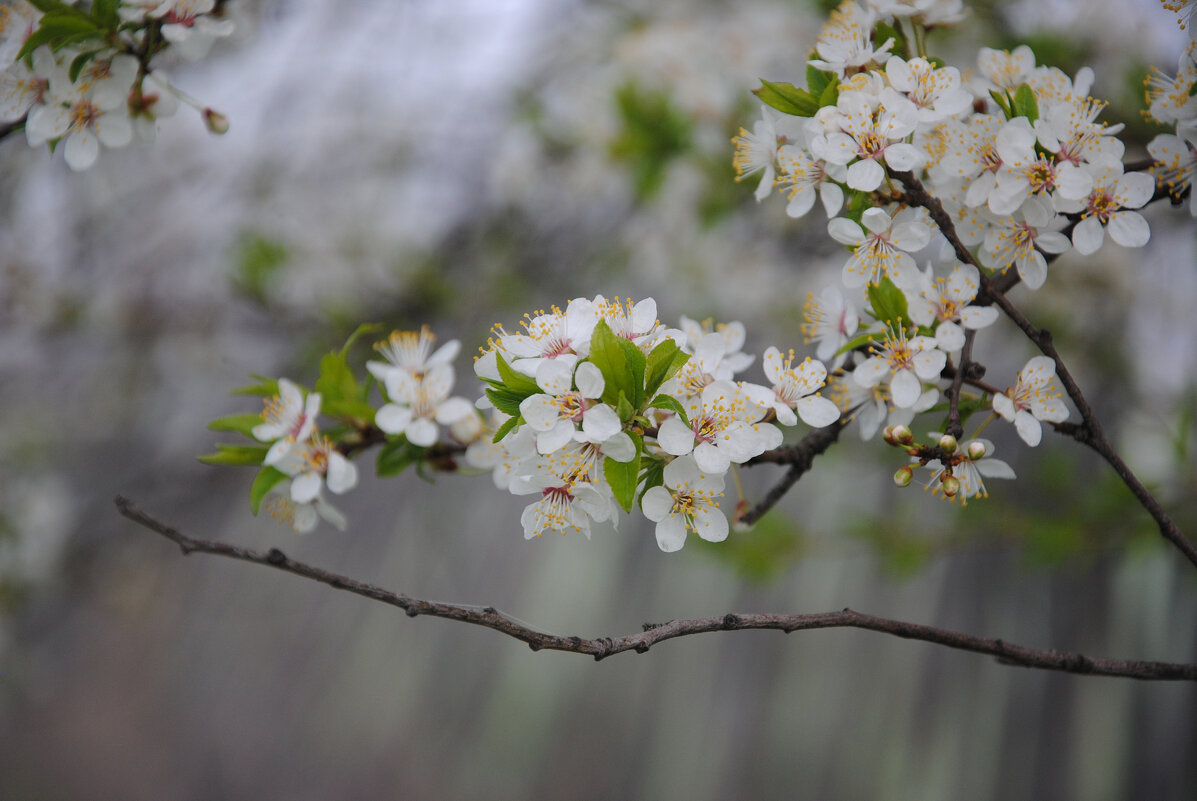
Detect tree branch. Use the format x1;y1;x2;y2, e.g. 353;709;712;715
114;495;1197;680
740;418;849;526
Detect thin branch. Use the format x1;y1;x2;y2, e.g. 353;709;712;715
944;328;977;440
890;170;1197;570
740;418;849;526
114;495;1197;680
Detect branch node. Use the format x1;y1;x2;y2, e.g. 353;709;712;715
634;641;651;654
404;605;419;618
527;640;541;652
722;613;740;629
642;621;666;631
266;548;286;565
482;606;497;616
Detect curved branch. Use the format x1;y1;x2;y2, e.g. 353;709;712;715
115;495;1197;681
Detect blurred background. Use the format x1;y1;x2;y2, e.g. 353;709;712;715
1;0;1196;798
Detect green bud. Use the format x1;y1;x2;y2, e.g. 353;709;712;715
938;434;958;454
967;441;987;461
893;466;914;487
892;424;914;445
939;474;961;497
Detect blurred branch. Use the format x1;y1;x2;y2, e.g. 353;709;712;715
115;495;1197;680
891;170;1197;571
740;418;849;526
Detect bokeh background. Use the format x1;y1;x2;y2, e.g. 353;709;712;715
2;0;1196;798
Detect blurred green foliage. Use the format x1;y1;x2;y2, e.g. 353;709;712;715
610;82;692;200
232;233;289;305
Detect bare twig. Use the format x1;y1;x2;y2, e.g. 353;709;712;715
890;170;1197;570
114;495;1197;680
740;418;849;526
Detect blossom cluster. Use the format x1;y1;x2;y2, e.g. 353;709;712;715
205;301;846;549
728;0;1191;501
1144;38;1197;217
469;296;839;551
0;0;235;170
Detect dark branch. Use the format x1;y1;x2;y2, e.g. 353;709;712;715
740;418;849;526
113;495;1197;680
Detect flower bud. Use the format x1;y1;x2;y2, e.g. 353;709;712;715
203;108;230;135
893;466;914;487
938;434;957;454
882;425;898;446
967;441;987;461
892;424;914;445
939;474;961;497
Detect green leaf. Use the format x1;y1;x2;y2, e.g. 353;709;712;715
249;466;288;515
834;330;883;357
644;339;690;398
198;443;270;466
989;89;1013;119
315;351;359;406
495;352;541;396
376;438;428;477
26;0;87;13
816;76;840;110
806;64;835;97
873;20;907;60
588;319;645;407
648;394;690;427
753;79;819;117
231;375;280;397
320;399;376;424
492;414;520;444
90;0;120;29
68;50;98;83
16;14;101;61
486;387;528;418
1012;84;1039;123
604;436;642;514
610;82;692;200
616;393;635;422
340;322;385;359
636;456;666;510
208;413;265;439
866;277;910;331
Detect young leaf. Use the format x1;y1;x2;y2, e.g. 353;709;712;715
866;277;910;331
340;322;385;359
198;443;270;466
1012;84;1039;123
68;50;98;83
486;387;527;418
315;351;359;406
16;15;102;60
636;456;666;510
806;64;835;97
989;89;1013;119
834;330;883;357
753;79;819;117
231;375;280;397
376;439;428;477
604;440;642;514
208;413;266;439
644;339;690;398
492;414;521;444
249;466;289;515
649;394;690;427
495;352;541;396
589;319;642;407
